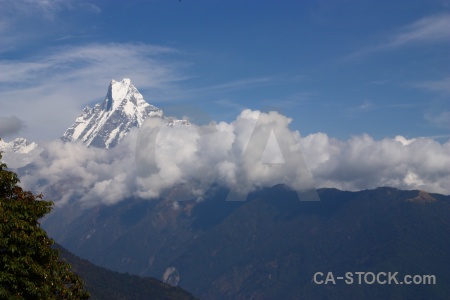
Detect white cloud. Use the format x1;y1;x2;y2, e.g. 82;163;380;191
0;43;180;85
346;14;450;59
0;0;63;16
386;14;450;48
425;111;450;129
0;0;102;53
304;133;450;194
358;100;374;110
416;76;450;95
0;0;99;19
2;109;449;208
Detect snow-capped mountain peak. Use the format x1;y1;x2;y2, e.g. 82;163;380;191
62;78;163;149
0;138;39;154
104;78;146;112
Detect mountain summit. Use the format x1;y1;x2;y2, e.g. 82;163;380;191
0;138;39;154
62;78;163;149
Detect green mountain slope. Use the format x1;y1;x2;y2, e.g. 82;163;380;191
55;244;197;300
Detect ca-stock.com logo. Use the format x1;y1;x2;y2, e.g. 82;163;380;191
135;105;320;203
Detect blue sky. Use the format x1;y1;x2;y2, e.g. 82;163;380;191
0;0;449;142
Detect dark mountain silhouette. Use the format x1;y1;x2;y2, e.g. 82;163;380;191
43;186;450;299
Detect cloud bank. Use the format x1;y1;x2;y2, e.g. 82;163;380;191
2;109;449;207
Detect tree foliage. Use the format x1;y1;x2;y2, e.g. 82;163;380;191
0;150;89;299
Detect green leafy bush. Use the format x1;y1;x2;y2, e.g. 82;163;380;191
0;150;89;299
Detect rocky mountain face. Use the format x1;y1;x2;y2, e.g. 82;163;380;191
42;187;450;299
61;78;163;149
3;78;183;152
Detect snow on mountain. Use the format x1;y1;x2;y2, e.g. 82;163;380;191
0;138;39;154
0;138;42;169
62;78;163;149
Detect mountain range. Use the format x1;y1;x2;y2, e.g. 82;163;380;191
42;186;450;299
2;79;449;299
0;137;39;154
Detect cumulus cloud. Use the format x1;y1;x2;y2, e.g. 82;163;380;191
301;133;450;194
135;110;317;202
0;116;24;137
2;109;450;208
